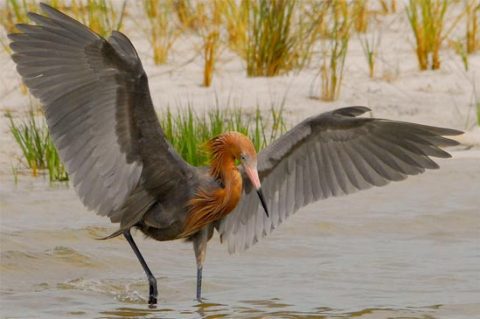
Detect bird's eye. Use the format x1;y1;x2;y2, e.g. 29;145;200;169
240;154;247;161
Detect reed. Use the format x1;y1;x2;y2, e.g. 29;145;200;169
245;0;312;77
320;1;352;101
406;0;449;71
353;0;368;33
193;1;224;87
223;0;249;58
203;29;220;87
465;0;479;54
174;0;196;30
143;0;178;65
7;110;68;182
379;0;397;14
0;0;37;34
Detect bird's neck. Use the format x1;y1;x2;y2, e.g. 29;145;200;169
181;152;243;238
209;144;244;207
211;156;243;200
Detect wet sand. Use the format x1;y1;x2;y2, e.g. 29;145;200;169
1;151;479;318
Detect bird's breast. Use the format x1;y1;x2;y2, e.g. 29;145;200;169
181;171;243;237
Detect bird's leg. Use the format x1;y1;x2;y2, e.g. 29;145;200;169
123;229;158;305
192;227;209;302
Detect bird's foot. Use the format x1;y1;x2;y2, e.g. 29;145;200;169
148;295;157;307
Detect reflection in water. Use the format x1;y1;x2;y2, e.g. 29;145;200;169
1;155;480;319
97;303;449;319
100;307;172;318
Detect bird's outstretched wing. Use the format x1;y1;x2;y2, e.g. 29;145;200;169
218;106;462;253
9;4;194;226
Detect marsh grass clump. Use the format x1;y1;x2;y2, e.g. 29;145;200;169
1;0;126;38
319;1;352;101
406;0;463;71
0;0;37;53
223;0;249;58
194;1;224;87
7;111;68;182
161;105;287;167
465;0;479;54
70;0;127;37
174;0;197;30
143;0;179;65
353;0;369;33
0;0;36;34
0;0;125;53
245;0;313;77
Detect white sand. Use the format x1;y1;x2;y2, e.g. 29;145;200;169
1;3;479;177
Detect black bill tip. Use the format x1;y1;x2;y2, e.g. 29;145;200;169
256;188;269;217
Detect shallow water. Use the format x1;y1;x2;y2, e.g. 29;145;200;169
1;151;479;319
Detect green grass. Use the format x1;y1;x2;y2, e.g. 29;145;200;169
359;29;380;78
9;103;287;181
161;104;287;166
7;110;68;182
450;39;469;71
476;101;480;127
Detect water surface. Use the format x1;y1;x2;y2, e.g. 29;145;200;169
1;152;479;318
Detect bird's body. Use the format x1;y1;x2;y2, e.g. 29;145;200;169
103;131;253;241
9;3;463;305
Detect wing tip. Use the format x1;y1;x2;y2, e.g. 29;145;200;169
333;106;371;117
39;2;60;16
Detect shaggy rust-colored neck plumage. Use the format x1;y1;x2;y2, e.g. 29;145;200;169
182;132;248;237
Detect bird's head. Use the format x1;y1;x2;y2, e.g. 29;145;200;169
207;132;269;217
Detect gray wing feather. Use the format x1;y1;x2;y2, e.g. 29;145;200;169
9;4;192;223
218;106;462;253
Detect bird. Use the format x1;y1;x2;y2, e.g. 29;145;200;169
9;3;462;305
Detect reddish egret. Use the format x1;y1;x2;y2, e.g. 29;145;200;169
9;3;462;305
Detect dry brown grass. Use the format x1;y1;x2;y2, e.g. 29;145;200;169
465;0;479;54
379;0;397;14
70;0;126;37
0;0;37;34
244;0;315;77
354;0;369;33
406;0;447;70
143;0;179;65
194;1;223;87
223;0;249;58
318;1;352;101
